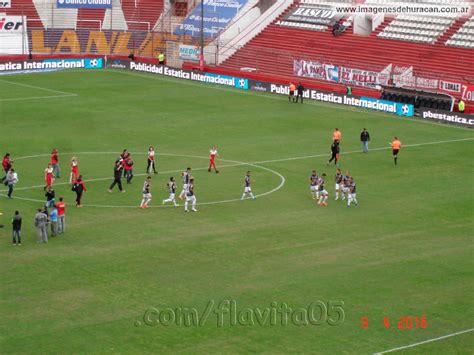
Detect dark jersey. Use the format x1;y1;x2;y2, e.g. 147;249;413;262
168;181;176;194
310;174;319;186
244;175;251;187
187;183;194;196
335;172;343;184
350;182;356;193
143;181;151;194
45;190;55;201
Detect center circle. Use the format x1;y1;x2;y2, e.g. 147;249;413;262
1;152;286;208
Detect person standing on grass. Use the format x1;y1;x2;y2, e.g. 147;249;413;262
184;178;197;212
73;175;87;207
288;82;296;102
108;158;125;193
124;156;134;184
295;82;305;103
327;140;340;166
121;150;130;178
56;197;66;234
360;128;370;153
162;177;177;207
208;146;220;173
51;148;60;178
12;211;22;246
5;168;18;199
44;163;54;190
1;153;12;183
241;171;256;201
45;186;55;208
50;206;58;237
34;208;48;243
147;146;157;174
390;137;402;166
70;157;79;184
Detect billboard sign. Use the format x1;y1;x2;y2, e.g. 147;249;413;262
56;0;112;9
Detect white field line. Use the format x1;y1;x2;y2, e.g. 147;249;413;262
0;78;77;95
106;69;471;131
0;94;77;102
373;328;474;354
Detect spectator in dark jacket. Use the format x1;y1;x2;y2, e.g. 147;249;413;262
12;211;22;245
295;82;305;103
360;128;370;153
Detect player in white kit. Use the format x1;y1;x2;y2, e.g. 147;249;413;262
162;177;177;207
178;167;191;200
184;178;197;212
139;176;152;209
241;171;256;200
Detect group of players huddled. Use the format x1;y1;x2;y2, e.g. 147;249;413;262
309;168;357;207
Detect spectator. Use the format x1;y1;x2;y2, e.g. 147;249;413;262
56;197;66;234
34;208;48;244
51;148;60;178
50;207;58;237
1;153;12;183
458;99;465;113
12;210;22;246
45;186;55;208
346;85;352;95
360;128;370;153
5;168;18;199
332;22;341;37
73;175;87;207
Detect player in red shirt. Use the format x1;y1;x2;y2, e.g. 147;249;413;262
208;146;220;173
1;153;12;183
70;157;79;184
55;197;66;234
51;148;60;178
147;146;157;174
124;156;134;184
44;163;54;190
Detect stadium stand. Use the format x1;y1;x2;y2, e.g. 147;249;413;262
446;16;474;48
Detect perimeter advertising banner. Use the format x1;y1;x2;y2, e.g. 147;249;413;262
419;108;473;128
0;0;11;8
0;57;103;74
56;0;112;9
0;14;28;54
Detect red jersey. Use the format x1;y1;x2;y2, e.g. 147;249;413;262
56;201;66;216
51;152;58;165
2;157;10;170
124;159;133;171
71;161;78;173
210;149;218;160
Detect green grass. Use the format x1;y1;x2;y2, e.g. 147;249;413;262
0;69;473;354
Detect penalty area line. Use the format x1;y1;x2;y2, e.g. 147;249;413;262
373;328;474;354
0;94;78;102
0;78;77;96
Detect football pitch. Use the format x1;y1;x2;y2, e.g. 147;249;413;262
0;69;473;354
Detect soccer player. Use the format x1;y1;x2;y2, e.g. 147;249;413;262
51;148;60;178
163;177;177;207
73;175;87;207
178;167;191;200
341;171;351;201
335;168;343;200
5;168;18;199
309;170;319;200
140;176;152;209
289;82;296;102
56;197;66;234
44;163;54;190
241;171;256;200
208;146;220;173
121;150;130;178
45;186;55;208
332;128;342;142
327;140;340;166
70;157;79;184
391;137;402;166
184;178;197;212
147;146;157;174
317;173;329;206
1;153;12;183
108;158;125;193
347;177;358;207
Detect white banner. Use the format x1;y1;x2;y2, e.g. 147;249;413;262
340;64;391;89
0;1;11;8
293;59;327;80
178;44;200;61
0;14;29;54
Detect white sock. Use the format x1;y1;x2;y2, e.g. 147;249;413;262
192;200;196;209
144;199;151;206
250;193;255;199
323;196;328;202
241;193;246;200
185;201;188;210
335;191;339;200
140;199;146;206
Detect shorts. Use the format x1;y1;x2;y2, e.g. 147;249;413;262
168;193;175;200
181;184;188;194
349;193;356;199
289;91;294;96
143;193;152;199
310;185;318;192
342;187;349;193
244;187;252;193
319;189;328;196
186;195;196;202
335;183;340;190
392;149;399;156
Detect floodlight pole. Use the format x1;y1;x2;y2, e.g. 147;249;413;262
199;0;205;71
